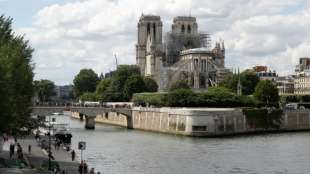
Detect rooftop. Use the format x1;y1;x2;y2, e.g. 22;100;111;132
180;47;211;55
139;14;161;21
173;16;196;22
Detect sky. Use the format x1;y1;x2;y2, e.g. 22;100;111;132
1;0;310;85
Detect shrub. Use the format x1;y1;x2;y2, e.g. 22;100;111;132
169;80;190;91
132;92;167;107
166;89;196;107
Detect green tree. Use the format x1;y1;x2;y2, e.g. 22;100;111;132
166;88;196;107
254;80;279;107
144;77;158;92
79;92;97;102
220;70;259;95
34;79;56;102
0;15;34;133
240;70;260;95
102;65;140;101
95;78;111;101
73;69;99;98
169;80;190;91
123;75;146;100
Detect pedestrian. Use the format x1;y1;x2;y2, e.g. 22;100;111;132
89;168;95;174
54;140;57;150
57;141;61;150
9;143;14;159
28;144;31;154
71;150;76;161
83;160;88;174
17;143;23;160
48;151;55;160
61;169;67;174
78;161;83;174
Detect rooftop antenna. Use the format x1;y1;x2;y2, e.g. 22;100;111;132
114;54;118;70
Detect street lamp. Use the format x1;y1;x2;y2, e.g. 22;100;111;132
48;114;51;171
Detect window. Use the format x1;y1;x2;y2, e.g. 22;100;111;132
153;23;156;38
181;24;185;33
192;125;207;131
187;25;191;34
147;23;150;35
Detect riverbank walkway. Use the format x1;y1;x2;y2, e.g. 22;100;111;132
1;136;79;174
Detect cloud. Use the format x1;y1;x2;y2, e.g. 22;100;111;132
15;0;310;84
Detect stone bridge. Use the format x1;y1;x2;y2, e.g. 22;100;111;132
31;106;133;129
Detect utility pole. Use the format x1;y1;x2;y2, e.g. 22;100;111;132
114;54;118;70
48;114;51;170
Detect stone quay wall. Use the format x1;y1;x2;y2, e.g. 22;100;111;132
71;108;310;136
282;111;310;130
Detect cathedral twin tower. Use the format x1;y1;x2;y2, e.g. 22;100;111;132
136;14;226;90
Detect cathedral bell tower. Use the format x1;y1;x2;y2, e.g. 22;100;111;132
136;14;163;76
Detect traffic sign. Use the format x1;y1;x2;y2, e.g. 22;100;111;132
78;141;86;150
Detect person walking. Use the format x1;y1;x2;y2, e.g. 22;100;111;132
78;161;83;174
17;143;23;160
83;160;88;174
28;144;31;154
71;150;76;161
9;143;14;159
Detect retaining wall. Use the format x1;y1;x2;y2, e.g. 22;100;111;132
72;108;310;136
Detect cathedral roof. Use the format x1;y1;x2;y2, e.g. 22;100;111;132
180;47;211;55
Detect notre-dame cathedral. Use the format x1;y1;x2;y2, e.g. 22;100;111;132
136;15;228;90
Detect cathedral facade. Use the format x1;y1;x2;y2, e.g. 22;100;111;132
136;15;228;90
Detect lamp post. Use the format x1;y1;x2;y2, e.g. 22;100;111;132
48;114;51;170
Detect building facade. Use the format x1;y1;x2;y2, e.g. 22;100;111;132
276;76;294;95
252;66;278;81
294;57;310;95
136;15;227;90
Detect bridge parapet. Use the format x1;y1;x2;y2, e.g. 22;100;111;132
31;106;132;117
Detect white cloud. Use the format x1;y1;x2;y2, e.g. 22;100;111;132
15;0;310;84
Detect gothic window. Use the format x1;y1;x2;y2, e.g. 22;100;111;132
147;23;150;35
153;23;156;38
181;24;185;33
187;25;191;34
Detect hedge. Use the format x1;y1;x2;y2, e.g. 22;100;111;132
132;89;257;108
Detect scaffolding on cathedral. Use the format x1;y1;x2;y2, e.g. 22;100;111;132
163;32;211;66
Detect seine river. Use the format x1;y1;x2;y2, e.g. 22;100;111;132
60;114;310;174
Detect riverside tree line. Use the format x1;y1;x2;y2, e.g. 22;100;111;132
71;65;280;108
0;15;35;133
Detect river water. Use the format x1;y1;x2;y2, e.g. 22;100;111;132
59;114;310;174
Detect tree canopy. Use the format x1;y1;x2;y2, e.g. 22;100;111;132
90;65;159;102
0;15;34;133
34;79;56;102
79;92;97;102
169;80;190;91
254;80;279;107
219;70;259;95
73;69;99;98
144;77;158;92
123;75;146;100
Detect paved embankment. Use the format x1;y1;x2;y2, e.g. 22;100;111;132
1;136;79;174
